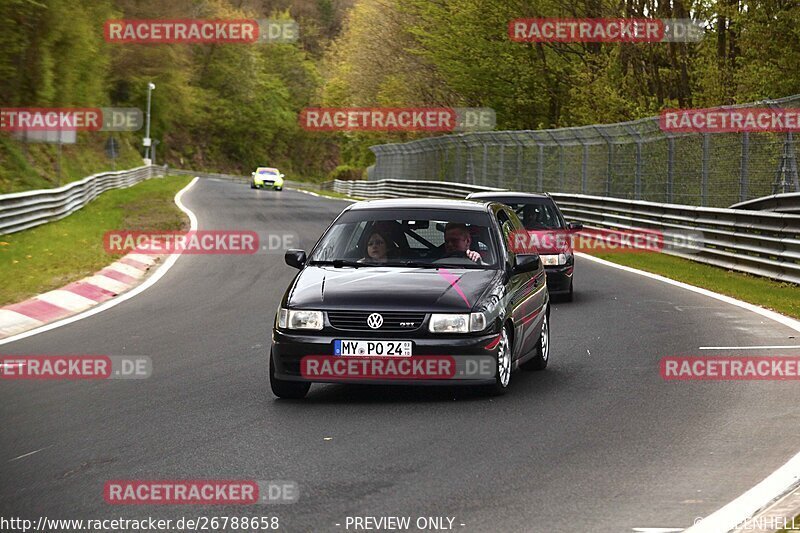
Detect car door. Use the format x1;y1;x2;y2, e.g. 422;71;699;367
500;207;547;358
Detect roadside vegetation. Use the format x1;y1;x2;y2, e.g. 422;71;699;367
0;175;190;306
5;1;800;186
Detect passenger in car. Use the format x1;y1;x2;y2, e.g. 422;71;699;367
361;229;392;263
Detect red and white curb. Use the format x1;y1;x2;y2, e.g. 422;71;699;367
0;176;199;345
0;253;161;339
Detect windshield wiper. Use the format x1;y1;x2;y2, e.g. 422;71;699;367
308;259;371;268
385;261;440;268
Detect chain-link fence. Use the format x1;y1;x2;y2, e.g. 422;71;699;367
369;95;800;208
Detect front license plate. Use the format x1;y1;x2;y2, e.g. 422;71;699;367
334;340;412;357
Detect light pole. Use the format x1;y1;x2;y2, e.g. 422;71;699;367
144;82;155;160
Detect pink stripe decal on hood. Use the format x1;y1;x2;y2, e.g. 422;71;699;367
437;268;470;308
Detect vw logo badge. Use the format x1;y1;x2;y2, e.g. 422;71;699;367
367;313;384;329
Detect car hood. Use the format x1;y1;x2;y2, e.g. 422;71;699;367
287;266;499;312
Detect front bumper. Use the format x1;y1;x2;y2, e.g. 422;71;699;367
545;265;573;293
271;330;500;385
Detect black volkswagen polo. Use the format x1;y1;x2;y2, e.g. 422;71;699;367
270;198;550;398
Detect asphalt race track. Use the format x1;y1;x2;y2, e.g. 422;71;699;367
1;179;799;532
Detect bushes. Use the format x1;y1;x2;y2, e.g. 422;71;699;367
327;164;365;181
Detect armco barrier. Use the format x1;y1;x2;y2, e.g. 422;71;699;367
0;165;163;236
731;192;800;214
332;178;800;284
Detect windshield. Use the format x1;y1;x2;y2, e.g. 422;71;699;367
505;201;564;230
257;168;279;175
309;208;498;268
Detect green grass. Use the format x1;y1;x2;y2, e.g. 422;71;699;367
0;175;191;306
0;132;144;194
589;250;800;319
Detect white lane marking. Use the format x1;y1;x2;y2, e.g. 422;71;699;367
576;252;800;533
9;445;52;462
288;187;357;203
576;253;800;334
699;345;800;350
0;177;199;346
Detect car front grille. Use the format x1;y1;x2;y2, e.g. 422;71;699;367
327;311;426;332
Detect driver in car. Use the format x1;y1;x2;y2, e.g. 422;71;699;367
443;222;482;263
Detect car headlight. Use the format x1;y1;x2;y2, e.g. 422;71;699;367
540;253;571;266
279;308;323;330
429;312;486;333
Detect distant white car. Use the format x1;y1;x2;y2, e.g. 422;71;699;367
251;167;284;190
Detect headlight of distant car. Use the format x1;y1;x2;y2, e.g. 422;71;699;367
429;312;486;333
278;308;323;330
540;253;572;266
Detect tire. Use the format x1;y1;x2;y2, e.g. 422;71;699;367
521;312;550;371
275;187;283;191
485;325;512;396
565;280;574;302
269;351;310;399
250;183;256;189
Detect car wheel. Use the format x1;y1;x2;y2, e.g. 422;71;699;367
565;280;574;302
250;183;256;189
275;187;283;191
521;312;549;371
269;350;310;399
486;325;512;396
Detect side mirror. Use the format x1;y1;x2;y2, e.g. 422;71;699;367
567;222;583;231
279;173;285;179
285;249;307;269
251;172;255;177
512;254;540;274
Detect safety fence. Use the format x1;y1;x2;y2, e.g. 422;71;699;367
369;94;800;208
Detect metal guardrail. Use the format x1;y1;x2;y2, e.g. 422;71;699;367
0;165;163;236
332;178;800;284
332;178;503;199
730;192;800;214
